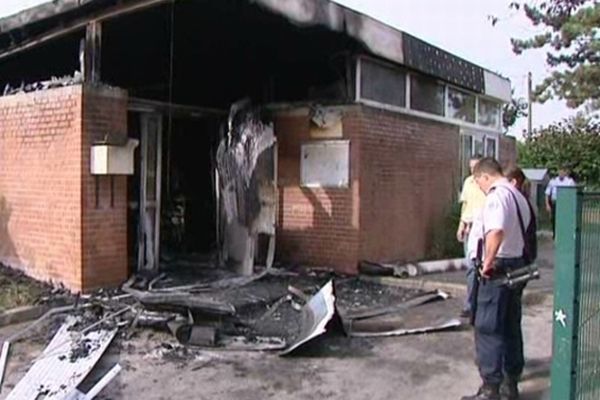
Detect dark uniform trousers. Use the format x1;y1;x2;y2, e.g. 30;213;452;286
473;257;526;385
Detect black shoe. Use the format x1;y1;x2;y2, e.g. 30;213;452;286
461;384;500;400
500;376;519;399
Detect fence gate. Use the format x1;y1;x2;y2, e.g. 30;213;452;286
551;187;600;400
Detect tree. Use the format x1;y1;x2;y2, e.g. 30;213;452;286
518;115;600;186
503;95;528;132
511;0;600;108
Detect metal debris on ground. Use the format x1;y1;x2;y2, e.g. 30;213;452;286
339;290;462;338
280;280;336;356
1;264;464;396
347;318;462;338
287;285;309;303
359;260;418;278
0;341;9;393
6;316;117;400
341;290;449;321
65;364;122;400
218;335;286;351
359;258;467;279
122;277;236;316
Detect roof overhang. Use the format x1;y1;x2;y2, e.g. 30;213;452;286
0;0;512;103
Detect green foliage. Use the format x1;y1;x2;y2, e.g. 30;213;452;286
518;115;600;186
511;1;600;108
0;265;44;310
428;202;464;260
503;95;528;132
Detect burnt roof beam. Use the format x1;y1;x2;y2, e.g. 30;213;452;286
83;21;102;83
0;0;169;63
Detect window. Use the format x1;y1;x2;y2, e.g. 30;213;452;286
485;137;497;158
360;58;406;107
474;138;484;157
447;88;476;123
460;135;473;180
410;75;445;115
478;98;501;128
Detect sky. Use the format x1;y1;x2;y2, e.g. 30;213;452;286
0;0;578;137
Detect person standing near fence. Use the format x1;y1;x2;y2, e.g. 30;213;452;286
457;155;486;318
545;166;575;239
462;158;531;400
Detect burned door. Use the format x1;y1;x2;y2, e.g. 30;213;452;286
138;114;163;272
216;104;277;275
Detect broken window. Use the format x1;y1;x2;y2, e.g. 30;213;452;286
410;74;444;116
478;98;501;128
360;58;406;107
447;88;476;123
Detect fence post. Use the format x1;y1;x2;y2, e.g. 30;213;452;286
551;186;582;400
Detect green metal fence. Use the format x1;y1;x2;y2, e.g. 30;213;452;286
551;187;600;400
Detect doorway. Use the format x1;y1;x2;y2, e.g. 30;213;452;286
127;109;224;273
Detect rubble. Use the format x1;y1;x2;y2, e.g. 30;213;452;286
0;341;8;391
280;280;336;356
1;266;463;398
359;258;468;279
2;72;83;97
6;316;118;400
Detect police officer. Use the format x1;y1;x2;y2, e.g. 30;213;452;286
461;158;531;400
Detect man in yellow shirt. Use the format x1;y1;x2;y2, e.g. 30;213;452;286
457;155;486;318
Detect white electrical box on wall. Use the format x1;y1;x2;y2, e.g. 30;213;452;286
90;138;139;175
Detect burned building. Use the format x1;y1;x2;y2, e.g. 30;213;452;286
0;0;515;291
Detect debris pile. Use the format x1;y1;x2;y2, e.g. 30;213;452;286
0;266;462;398
2;72;83;97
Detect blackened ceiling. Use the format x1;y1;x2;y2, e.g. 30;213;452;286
101;0;358;107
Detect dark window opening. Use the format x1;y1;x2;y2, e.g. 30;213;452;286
360;58;406;107
410;74;444;116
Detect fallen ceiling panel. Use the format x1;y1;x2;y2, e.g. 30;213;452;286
6;316;117;400
280;280;336;356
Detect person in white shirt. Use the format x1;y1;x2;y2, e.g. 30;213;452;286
545;167;576;239
462;158;531;400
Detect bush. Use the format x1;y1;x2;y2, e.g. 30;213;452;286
427;202;464;260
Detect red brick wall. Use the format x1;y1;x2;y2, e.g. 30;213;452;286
350;106;460;263
275;106;460;274
0;86;84;289
275;111;360;274
0;85;129;291
499;135;517;169
81;86;128;290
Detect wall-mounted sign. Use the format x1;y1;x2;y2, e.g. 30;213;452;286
301;140;350;188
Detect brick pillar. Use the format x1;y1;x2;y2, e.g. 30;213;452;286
81;85;129;291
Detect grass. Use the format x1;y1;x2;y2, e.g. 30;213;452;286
0;265;48;311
